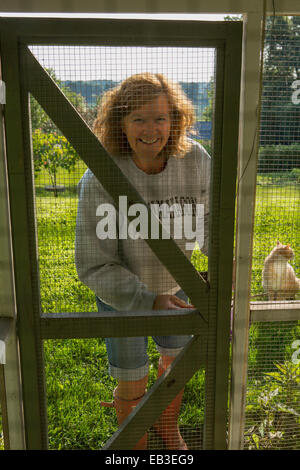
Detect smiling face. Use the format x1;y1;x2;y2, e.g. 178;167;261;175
122;94;171;171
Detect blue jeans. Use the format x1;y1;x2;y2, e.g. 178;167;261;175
96;290;192;381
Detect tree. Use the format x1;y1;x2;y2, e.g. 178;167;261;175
223;16;300;147
260;16;300;146
201;77;214;122
30;67;88;197
32;129;79;197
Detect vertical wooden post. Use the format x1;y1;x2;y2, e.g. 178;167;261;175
213;26;242;449
0;53;25;449
0;29;48;449
203;23;242;450
228;9;265;450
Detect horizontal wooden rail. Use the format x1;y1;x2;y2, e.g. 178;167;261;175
40;309;207;339
250;300;300;322
39;301;300;339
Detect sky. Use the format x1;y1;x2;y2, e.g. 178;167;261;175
2;13;234;83
29;45;216;82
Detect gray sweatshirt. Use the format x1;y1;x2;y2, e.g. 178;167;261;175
75;139;210;311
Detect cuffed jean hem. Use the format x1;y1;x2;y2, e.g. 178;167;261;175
108;361;150;381
155;344;187;357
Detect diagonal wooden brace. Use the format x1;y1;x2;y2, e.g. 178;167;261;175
103;330;207;450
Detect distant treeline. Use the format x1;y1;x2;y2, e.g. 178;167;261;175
258;144;300;173
62;79;210;119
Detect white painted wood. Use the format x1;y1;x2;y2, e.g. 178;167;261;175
0;101;25;449
250;301;300;322
228;10;265;450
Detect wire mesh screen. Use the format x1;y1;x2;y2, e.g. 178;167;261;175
244;16;300;450
252;16;300;300
26;44;215;449
245;321;300;450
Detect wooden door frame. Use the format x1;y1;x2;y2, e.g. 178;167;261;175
0;17;242;449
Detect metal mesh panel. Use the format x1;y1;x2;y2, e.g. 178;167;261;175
252;15;300;300
26;43;215;450
29;44;213;315
244;15;300;450
245;321;300;450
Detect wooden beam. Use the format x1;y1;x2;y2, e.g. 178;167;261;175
228;9;265;450
211;25;242;449
40;309;206;339
250;301;300;322
0;0;299;15
0;17;240;45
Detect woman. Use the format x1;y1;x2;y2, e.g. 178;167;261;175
75;73;210;450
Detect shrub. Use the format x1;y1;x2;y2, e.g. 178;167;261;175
258;144;300;173
32;129;80;196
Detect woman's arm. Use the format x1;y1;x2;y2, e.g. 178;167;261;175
75;170;156;311
153;294;193;310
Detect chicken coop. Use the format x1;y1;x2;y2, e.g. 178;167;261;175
0;1;299;451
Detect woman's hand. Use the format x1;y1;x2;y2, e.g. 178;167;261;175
153;294;194;310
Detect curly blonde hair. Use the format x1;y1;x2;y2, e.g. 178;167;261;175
93;73;196;158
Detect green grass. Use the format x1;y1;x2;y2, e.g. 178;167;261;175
35;159;88;190
1;167;299;450
252;184;300;297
